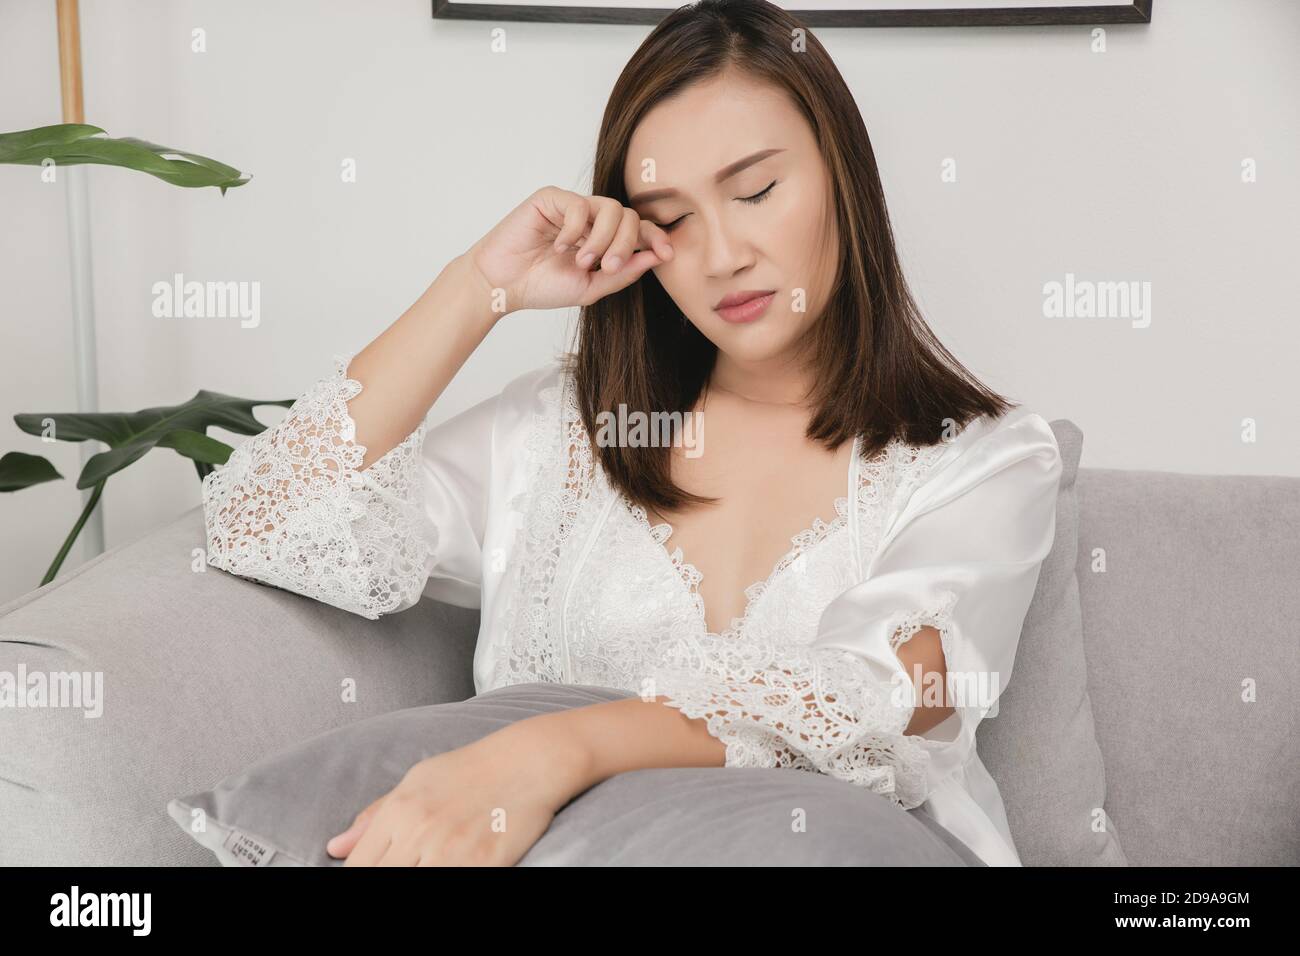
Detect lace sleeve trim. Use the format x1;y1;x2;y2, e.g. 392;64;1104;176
887;589;960;682
201;352;434;620
489;368;592;687
652;591;960;809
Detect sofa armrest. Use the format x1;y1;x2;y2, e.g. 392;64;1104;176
0;504;479;865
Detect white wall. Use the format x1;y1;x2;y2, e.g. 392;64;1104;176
2;0;1297;604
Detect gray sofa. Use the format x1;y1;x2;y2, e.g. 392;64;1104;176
2;462;1297;866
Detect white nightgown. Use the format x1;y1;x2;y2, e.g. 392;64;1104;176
201;352;1064;868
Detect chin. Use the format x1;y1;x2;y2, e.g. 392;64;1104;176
707;322;802;364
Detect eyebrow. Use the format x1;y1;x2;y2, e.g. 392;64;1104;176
626;147;786;206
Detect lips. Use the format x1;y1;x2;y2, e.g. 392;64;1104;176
713;290;776;324
714;289;776;309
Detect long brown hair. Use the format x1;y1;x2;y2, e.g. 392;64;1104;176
562;0;1015;514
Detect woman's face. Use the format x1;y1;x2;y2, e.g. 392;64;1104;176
623;69;840;367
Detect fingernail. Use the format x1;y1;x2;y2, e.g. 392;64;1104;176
577;251;594;267
554;241;568;252
604;255;622;271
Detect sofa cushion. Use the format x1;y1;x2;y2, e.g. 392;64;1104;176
974;419;1127;865
168;681;985;866
0;505;478;866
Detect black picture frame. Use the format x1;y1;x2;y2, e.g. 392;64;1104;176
432;0;1152;27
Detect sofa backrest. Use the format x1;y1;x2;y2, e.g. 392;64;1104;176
1073;465;1300;866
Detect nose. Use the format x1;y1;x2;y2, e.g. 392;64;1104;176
698;205;756;279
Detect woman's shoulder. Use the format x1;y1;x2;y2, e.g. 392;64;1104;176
501;353;567;393
951;405;1058;457
492;353;572;420
481;355;583;473
876;405;1061;511
892;404;1058;466
964;406;1060;476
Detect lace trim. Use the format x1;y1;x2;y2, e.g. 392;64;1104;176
888;589;960;683
201;352;433;620
622;432;952;644
651;588;961;810
489;368;593;687
623;491;854;642
639;436;962;810
891;440;953;501
651;636;933;809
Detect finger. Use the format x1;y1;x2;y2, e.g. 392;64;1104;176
573;197;623;270
529;185;571;233
581;247;666;303
326;796;379;851
326;796;383;858
550;191;591;252
326;820;364;859
342;826;391;868
639;218;674;261
377;842;424;867
598;208;643;273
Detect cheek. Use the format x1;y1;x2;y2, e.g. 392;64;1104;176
781;187;836;291
650;259;696;310
650;257;678;290
781;184;828;249
654;248;702;289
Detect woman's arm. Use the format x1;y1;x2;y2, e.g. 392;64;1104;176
344;254;500;469
202;188;670;621
504;627;952;793
198;257;500;619
347;185;674;467
324;630;949;866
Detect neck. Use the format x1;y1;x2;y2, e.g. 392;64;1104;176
707;349;817;407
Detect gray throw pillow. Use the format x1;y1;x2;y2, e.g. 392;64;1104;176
975;419;1127;865
167;681;984;866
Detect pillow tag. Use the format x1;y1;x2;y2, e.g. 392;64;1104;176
222;828;277;866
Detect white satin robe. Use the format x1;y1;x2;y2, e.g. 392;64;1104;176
201;353;1063;868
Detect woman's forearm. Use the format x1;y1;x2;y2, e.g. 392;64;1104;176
345;253;502;469
502;626;953;800
506;697;727;797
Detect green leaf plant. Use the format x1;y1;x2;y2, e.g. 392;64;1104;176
4;392;293;586
0;123;250;193
1;121;257;585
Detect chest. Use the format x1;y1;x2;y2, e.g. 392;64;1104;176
640;429;859;636
542;432;908;691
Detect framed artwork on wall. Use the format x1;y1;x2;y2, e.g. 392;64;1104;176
432;0;1153;27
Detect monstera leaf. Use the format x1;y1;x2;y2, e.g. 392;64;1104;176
0;123;249;193
13;391;293;488
9;391;292;585
0;451;64;492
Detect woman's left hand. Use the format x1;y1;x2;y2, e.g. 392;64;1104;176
325;719;591;866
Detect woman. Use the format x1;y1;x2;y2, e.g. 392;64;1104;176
203;0;1062;867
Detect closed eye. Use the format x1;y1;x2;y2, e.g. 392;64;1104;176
655;179;779;232
740;179;778;205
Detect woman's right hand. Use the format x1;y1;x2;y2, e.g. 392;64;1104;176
462;186;674;317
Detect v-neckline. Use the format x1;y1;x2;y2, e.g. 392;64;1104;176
620;433;870;641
